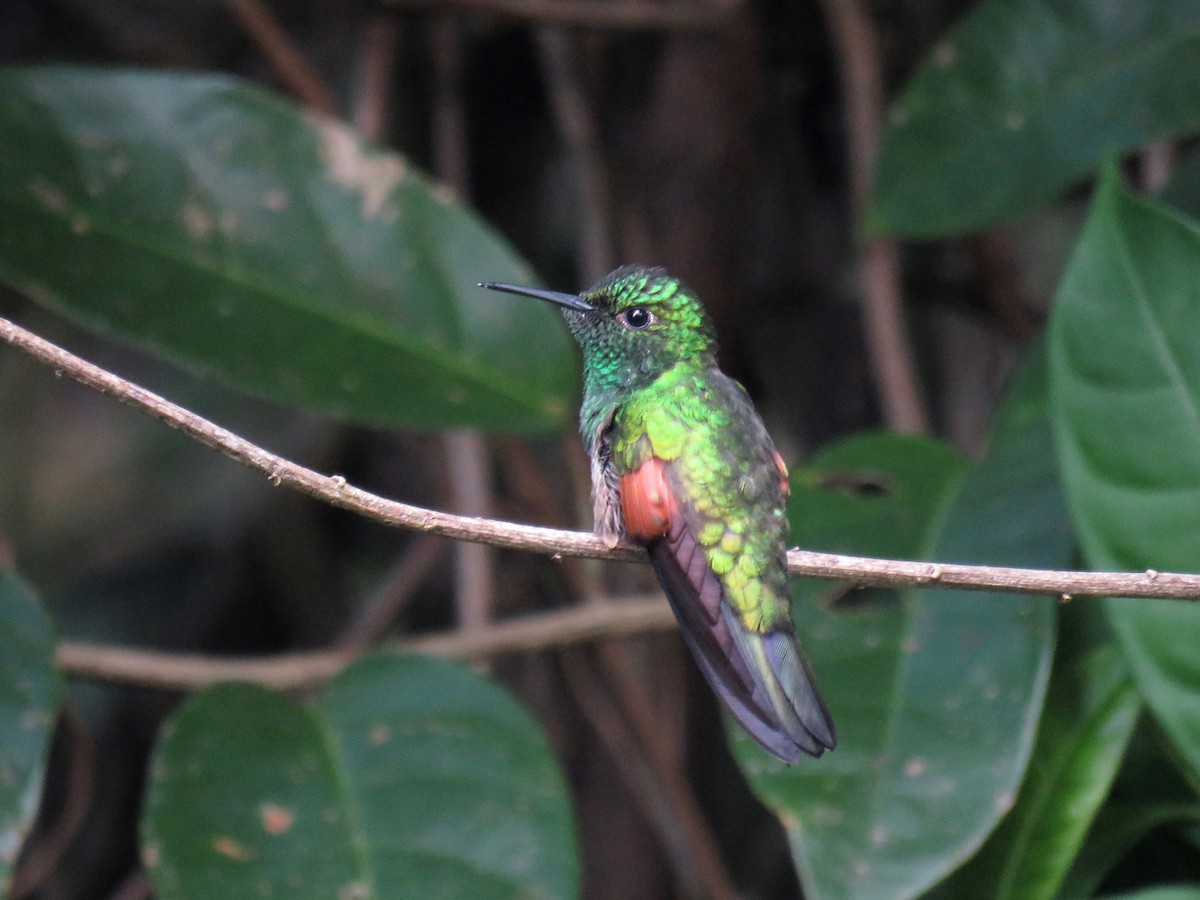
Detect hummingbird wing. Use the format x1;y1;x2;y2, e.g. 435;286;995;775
619;453;835;763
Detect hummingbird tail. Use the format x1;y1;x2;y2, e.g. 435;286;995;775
648;524;836;763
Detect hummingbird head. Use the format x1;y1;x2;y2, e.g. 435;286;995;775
482;266;717;394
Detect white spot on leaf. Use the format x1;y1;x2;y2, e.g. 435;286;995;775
183;203;215;241
317;120;406;221
30;178;67;213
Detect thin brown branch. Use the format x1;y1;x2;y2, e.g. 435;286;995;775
536;26;616;281
560;650;737;899
223;0;340;117
335;536;447;651
591;641;736;898
2;312;1200;602
817;0;929;433
387;0;742;31
353;15;402;140
107;869;150;900
11;708;95;899
430;22;497;631
58;594;677;691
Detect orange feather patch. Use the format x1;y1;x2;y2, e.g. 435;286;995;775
773;450;790;496
619;457;677;540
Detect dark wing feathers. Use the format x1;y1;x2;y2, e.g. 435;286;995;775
649;513;834;762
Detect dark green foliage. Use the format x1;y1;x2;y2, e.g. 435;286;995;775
143;655;578;899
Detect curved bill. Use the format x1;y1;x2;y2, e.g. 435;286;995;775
479;281;594;313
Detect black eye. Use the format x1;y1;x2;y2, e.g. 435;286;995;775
622;306;654;329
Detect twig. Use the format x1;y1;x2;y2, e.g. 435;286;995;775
386;0;742;31
58;594;677;691
223;0;340;117
817;0;929;433
559;650;737;899
10;708;95;899
353;14;402;140
335;536;446;651
592;640;736;898
1139;141;1175;193
430;21;497;632
108;869;151;900
2;313;1200;600
536;26;616;281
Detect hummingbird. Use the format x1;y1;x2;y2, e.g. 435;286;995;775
482;266;835;763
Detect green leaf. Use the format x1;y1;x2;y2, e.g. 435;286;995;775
787;432;964;565
0;569;61;893
940;644;1140;900
1103;889;1200;900
0;67;577;432
870;1;1200;238
1049;167;1200;783
740;427;1059;899
143;653;578;899
1061;802;1200;898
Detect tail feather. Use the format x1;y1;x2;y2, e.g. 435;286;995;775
727;611;836;754
649;517;836;763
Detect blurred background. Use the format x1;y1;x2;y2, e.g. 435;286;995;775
0;1;1066;897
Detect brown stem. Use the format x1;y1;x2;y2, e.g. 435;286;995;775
559;650;737;899
536;26;616;281
2;312;1197;600
817;0;929;433
429;20;497;631
335;536;447;651
108;869;151;900
353;14;402;141
222;0;340;117
58;594;676;691
10;708;95;899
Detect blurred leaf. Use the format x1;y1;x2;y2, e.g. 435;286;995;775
787;432;963;564
870;1;1200;238
1062;802;1200;898
0;569;61;893
1049;167;1200;783
143;653;578;899
740;425;1059;899
1102;889;1200;900
940;644;1140;900
0;67;577;432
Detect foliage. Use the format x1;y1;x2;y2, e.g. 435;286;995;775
143;655;577;899
3;0;1200;895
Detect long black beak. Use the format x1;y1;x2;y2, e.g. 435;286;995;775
479;281;594;313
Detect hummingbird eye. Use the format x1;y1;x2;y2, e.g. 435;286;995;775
619;306;654;330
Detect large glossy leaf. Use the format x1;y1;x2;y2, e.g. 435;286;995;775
939;644;1140;900
869;1;1200;238
143;653;578;899
739;425;1059;900
0;67;576;431
1049;168;1200;782
0;569;61;892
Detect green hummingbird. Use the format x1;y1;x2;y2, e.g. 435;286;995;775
482;266;835;762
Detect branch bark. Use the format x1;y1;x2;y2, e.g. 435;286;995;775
58;595;677;691
2;312;1196;600
817;0;929;433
